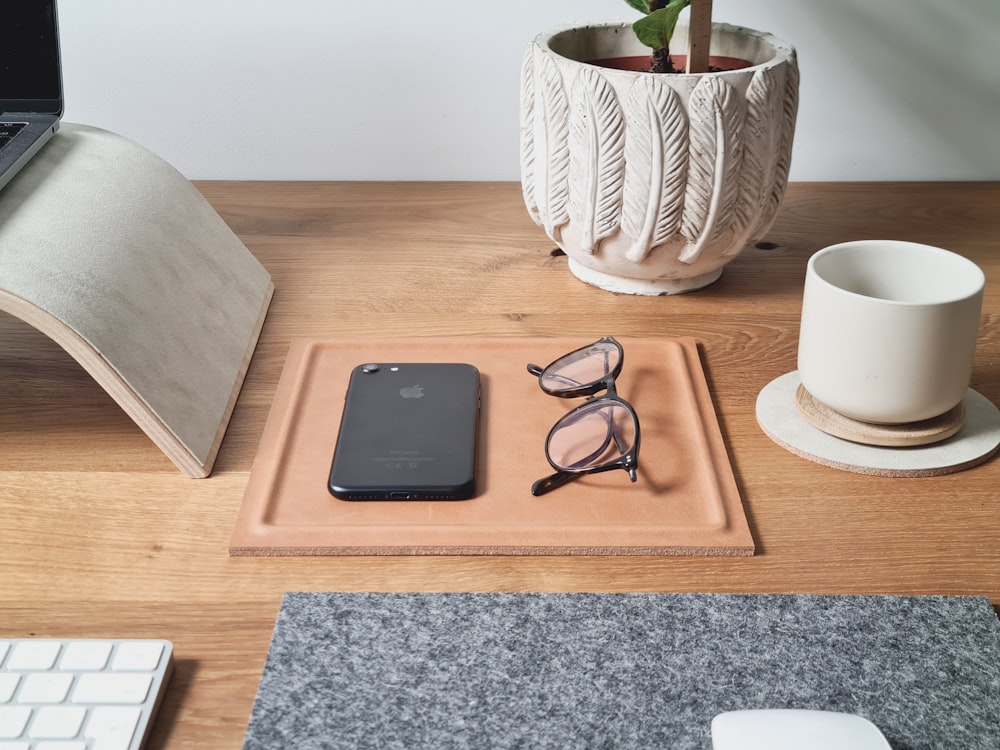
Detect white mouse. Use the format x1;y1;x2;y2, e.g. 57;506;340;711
711;709;892;750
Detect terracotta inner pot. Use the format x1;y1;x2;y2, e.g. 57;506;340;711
589;55;751;72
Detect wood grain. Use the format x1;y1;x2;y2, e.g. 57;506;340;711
2;181;999;749
686;0;714;74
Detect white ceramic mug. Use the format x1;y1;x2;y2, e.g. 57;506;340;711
797;240;984;424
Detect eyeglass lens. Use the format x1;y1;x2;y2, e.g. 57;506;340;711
540;340;621;393
547;399;637;472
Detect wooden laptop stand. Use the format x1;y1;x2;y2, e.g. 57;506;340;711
0;124;273;477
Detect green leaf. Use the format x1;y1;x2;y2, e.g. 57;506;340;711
623;0;649;12
632;0;690;50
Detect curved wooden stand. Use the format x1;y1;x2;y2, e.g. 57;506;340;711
0;124;273;477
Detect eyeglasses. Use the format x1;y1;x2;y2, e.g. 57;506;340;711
527;336;641;496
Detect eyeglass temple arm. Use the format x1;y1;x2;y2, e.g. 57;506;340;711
531;462;638;497
531;469;581;497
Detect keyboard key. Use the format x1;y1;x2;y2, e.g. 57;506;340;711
0;123;27;148
72;674;152;705
60;642;113;672
0;706;31;738
7;642;61;672
111;642;163;672
0;675;19;703
86;706;141;750
18;673;73;704
29;706;86;738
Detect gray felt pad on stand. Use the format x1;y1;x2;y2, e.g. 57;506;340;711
242;592;1000;750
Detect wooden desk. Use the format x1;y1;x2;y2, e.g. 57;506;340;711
2;182;998;748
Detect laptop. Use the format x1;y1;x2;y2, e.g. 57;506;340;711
0;0;64;191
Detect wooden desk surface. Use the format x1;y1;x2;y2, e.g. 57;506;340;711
2;181;998;748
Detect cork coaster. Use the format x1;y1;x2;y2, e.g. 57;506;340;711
756;372;1000;477
795;385;966;447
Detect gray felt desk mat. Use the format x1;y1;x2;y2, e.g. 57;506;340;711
243;593;1000;750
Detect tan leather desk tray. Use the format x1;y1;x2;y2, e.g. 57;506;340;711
229;337;753;556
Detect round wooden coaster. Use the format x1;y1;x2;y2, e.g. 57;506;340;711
795;385;966;447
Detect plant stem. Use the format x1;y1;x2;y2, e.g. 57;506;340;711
651;48;676;74
648;0;677;73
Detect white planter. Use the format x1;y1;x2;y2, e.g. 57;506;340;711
520;21;799;294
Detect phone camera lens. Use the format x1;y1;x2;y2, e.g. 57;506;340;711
361;364;380;373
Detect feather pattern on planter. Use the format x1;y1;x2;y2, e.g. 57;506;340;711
519;47;541;225
519;22;799;294
680;77;745;264
724;66;781;256
621;77;688;263
753;54;799;242
569;67;626;255
538;50;571;243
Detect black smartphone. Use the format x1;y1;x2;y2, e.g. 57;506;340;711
328;362;480;500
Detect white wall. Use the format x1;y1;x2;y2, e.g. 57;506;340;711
59;0;1000;181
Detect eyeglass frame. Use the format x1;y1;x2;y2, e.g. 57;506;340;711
526;336;641;496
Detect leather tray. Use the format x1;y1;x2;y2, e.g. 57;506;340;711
229;337;753;555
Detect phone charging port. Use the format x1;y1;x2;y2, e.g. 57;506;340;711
389;491;412;500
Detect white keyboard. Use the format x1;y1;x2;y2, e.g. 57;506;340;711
0;639;173;750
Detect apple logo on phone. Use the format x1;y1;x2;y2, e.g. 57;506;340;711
399;385;424;399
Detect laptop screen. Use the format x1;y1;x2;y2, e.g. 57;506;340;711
0;1;63;114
